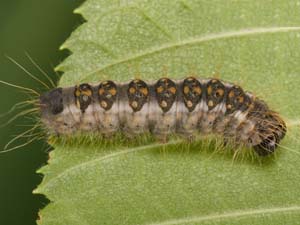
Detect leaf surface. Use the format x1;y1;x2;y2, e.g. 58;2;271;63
37;1;300;224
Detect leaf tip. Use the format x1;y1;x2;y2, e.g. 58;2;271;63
59;43;67;51
33;187;42;194
73;3;86;16
73;8;82;15
54;65;63;73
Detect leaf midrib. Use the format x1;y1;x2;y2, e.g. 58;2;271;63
78;26;300;82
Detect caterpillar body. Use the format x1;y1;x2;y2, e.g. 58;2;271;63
40;77;286;156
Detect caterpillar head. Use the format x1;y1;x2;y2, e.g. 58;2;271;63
40;88;64;116
39;88;65;134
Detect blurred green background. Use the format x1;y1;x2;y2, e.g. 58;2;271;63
0;1;84;224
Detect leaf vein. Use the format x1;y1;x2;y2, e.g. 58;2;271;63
135;7;175;40
147;206;300;225
40;140;181;191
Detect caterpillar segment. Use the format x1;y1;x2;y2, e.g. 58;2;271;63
39;77;286;156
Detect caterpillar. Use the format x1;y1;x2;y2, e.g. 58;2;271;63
39;77;286;156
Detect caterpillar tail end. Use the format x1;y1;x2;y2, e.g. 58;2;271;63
253;111;287;156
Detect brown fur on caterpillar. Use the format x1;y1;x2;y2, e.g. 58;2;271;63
39;77;286;156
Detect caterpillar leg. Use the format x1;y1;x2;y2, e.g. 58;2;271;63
177;133;195;143
155;133;169;143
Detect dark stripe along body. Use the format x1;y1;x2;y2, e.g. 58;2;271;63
40;77;286;156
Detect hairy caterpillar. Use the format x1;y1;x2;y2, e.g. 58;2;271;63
39;77;286;156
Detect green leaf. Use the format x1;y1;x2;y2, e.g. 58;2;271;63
36;0;300;224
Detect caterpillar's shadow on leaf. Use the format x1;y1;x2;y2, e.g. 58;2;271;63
49;133;278;167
